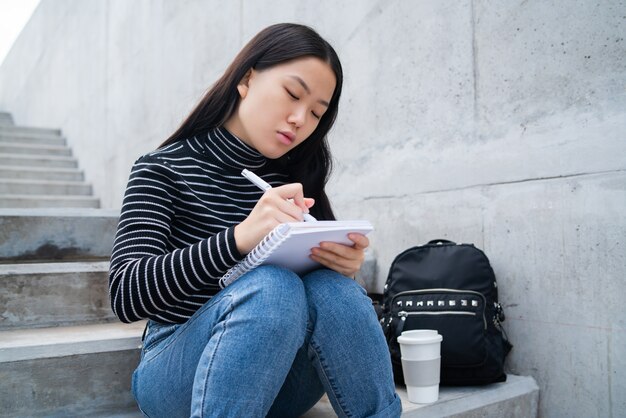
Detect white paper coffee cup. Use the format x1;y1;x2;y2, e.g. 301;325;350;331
397;329;443;404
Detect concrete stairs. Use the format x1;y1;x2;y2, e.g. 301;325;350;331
0;208;144;417
0;210;540;418
0;112;99;208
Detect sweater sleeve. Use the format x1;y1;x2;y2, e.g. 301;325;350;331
108;155;243;323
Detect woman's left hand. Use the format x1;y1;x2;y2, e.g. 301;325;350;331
310;233;369;278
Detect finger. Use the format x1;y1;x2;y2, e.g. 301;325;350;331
262;189;304;221
273;183;308;213
348;233;369;250
269;200;305;223
277;197;306;221
318;241;360;259
311;247;359;270
310;253;356;277
304;198;315;209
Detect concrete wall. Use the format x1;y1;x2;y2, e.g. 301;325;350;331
1;1;624;416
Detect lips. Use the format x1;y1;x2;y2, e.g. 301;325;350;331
277;131;295;145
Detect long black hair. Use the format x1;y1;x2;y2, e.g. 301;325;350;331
160;23;342;220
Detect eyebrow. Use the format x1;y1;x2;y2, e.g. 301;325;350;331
288;75;330;107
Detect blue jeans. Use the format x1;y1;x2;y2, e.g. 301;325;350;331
131;266;401;418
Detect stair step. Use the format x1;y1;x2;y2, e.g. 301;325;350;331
0;322;144;416
303;375;539;417
0;132;66;146
0;179;92;196
0;142;72;156
0;112;14;125
0;194;100;208
0;125;61;137
0;208;118;262
85;410;143;418
0;153;78;168
0;321;144;361
0;165;84;181
0;261;114;329
0;320;538;418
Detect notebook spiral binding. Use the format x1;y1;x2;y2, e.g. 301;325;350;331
219;224;291;288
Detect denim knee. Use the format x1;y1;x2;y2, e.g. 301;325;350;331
235;265;308;338
301;269;374;327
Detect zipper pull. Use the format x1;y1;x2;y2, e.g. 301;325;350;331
395;311;408;335
495;302;505;322
381;315;393;328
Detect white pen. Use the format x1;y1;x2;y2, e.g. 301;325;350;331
242;168;317;222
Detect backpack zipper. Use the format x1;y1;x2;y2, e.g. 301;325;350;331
392;288;487;330
398;310;477;317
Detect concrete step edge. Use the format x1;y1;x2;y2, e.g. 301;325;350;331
0;207;118;217
61;408;143;418
0;152;77;162
0;260;110;275
0;194;98;201
0;165;83;174
0;126;61;136
0;178;91;187
399;374;539;417
0;135;66;145
0;321;145;362
0;112;13;124
0;135;65;144
306;375;539;417
0;149;72;157
0;142;71;151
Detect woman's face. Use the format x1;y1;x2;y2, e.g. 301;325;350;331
225;56;336;159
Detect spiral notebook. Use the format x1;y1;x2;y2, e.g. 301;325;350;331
219;220;373;287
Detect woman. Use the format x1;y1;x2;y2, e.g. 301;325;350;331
109;23;401;418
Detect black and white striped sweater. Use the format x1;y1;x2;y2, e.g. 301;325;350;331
109;127;290;324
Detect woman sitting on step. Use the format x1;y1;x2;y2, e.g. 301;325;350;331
108;23;401;418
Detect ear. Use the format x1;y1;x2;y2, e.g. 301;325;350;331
237;68;254;99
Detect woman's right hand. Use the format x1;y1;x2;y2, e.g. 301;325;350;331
234;183;315;254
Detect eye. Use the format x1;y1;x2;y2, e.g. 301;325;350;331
311;111;321;120
285;89;299;100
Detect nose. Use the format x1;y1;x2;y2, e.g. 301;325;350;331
287;106;307;128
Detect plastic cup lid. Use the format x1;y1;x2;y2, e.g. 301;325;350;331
397;329;443;345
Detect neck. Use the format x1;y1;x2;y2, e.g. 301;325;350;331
223;113;253;149
199;127;266;171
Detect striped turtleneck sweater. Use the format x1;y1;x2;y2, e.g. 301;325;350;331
109;127;290;324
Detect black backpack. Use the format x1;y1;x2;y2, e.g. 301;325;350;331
380;239;512;386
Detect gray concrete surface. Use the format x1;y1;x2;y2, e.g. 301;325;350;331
0;322;143;416
0;117;101;208
0;349;140;417
0;194;100;208
0;131;66;146
304;375;538;418
0;261;114;329
355;250;378;293
0;179;92;195
0;166;84;181
0;153;78;168
0;112;13;125
0;321;145;362
91;375;539;418
0;208;118;261
0;1;624;416
0;142;71;156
